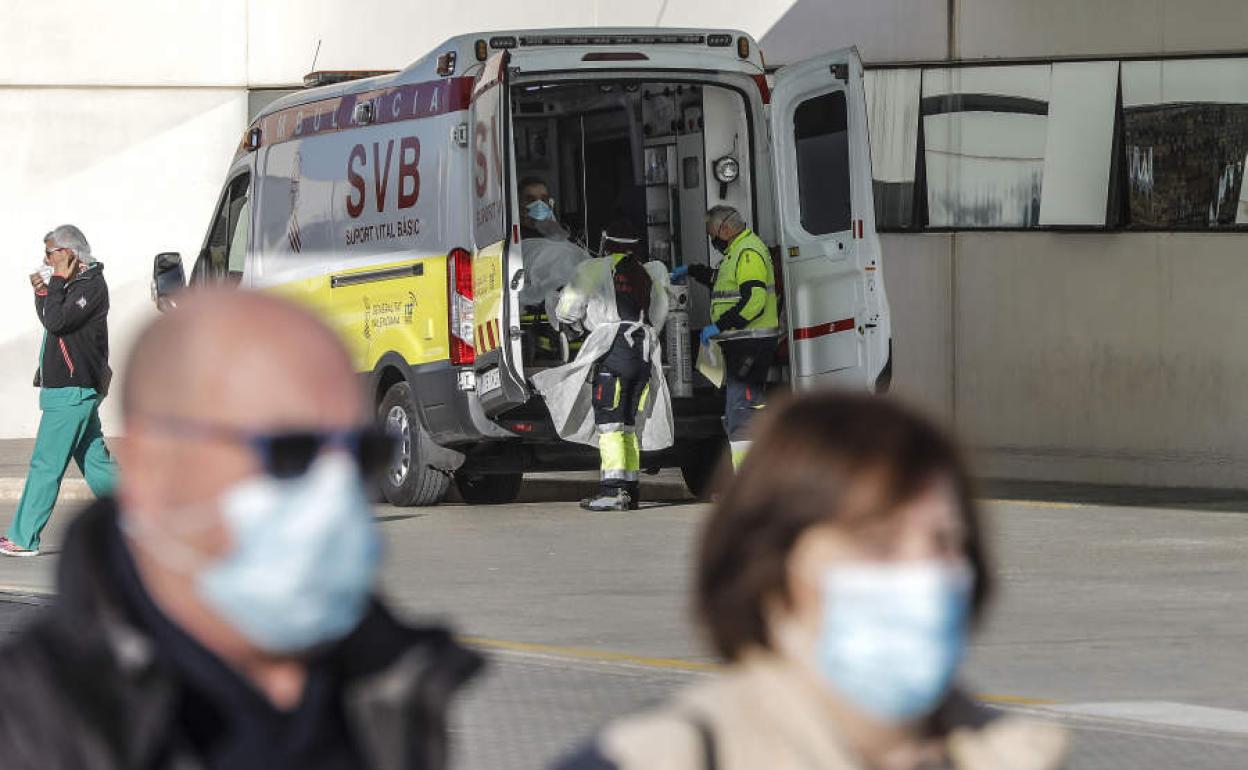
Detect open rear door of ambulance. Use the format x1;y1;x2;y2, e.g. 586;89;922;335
469;50;529;416
769;47;891;392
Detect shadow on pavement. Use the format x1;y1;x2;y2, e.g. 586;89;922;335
981;478;1248;512
443;472;696;506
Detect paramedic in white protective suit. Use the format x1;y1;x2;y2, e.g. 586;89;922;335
532;219;673;512
517;177;590;319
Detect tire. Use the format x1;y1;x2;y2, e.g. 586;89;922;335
680;439;728;500
454;470;524;505
378;382;451;507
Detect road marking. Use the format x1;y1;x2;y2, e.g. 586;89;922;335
1046;701;1248;735
989;499;1087;510
462;635;721;673
462;635;1052;705
0;597;1058;707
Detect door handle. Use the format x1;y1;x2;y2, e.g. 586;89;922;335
510;269;526;291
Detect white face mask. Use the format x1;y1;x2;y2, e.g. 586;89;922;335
814;560;973;721
125;453;381;653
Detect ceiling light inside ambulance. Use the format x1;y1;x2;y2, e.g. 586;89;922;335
714;156;740;184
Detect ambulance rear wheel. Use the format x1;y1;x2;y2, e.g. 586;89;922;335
454;470;524;505
379;382;451;507
680;439;729;500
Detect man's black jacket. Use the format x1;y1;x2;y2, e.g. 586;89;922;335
0;499;484;770
34;261;112;394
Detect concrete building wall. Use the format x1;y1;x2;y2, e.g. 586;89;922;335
879;234;954;422
957;0;1248;60
954;232;1248;487
0;0;255;438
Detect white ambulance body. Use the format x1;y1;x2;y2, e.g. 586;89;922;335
159;29;891;505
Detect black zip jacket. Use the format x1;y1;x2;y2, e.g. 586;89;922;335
0;499;484;770
34;261;112;394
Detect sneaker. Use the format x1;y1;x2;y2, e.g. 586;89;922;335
0;537;38;557
579;489;635;512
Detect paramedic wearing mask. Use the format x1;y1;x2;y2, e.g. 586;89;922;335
671;205;779;470
533;219;673;512
0;291;482;770
519;177;566;240
555;393;1068;770
517;177;590;320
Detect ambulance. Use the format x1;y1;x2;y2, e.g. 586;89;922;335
152;29;892;506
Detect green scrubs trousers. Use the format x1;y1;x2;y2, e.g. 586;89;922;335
7;387;117;549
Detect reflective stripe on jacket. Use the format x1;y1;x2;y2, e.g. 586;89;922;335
709;229;779;340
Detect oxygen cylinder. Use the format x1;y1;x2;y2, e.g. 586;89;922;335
664;284;693;398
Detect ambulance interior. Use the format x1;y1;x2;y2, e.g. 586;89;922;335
510;78;766;401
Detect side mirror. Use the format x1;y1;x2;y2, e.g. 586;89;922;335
151;252;186;312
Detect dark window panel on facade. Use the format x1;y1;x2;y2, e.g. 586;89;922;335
1122;59;1248;228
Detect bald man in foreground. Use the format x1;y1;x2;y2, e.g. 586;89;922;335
0;291;482;770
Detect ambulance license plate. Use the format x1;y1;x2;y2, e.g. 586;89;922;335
479;366;501;394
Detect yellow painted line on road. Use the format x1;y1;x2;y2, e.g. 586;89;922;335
461;635;722;673
0;594;1053;706
988;499;1087;510
978;692;1056;706
461;635;1055;705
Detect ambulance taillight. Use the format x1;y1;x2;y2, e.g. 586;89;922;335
448;248;475;366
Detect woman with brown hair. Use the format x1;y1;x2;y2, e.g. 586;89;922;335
554;392;1067;770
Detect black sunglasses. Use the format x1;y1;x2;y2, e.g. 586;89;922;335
144;416;397;480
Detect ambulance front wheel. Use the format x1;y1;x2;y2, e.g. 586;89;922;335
379;382;452;507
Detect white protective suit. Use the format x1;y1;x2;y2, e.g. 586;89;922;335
518;236;591;319
531;256;674;450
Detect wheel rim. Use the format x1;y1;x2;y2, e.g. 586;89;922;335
386;405;412;487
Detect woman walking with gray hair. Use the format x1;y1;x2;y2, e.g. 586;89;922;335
1;225;117;556
555;392;1067;770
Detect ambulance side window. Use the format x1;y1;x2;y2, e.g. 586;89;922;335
793;91;851;236
193;174;250;286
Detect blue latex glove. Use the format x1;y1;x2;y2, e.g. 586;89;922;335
670;264;689;282
700;323;720;347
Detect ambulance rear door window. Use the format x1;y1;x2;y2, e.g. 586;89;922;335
793;91;851;236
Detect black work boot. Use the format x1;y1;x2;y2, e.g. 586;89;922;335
626;481;641;510
580;486;633;512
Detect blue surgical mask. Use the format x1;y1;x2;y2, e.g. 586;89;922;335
198;453;381;653
816;561;972;721
527;199;554;221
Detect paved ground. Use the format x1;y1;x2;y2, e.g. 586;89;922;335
4;473;1248;768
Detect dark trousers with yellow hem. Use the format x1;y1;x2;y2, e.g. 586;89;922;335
592;333;651;499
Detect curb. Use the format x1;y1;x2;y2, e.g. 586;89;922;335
0;477;694;505
0;478;92;503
